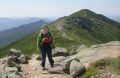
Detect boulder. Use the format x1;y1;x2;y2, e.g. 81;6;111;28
7;56;17;67
7;48;29;64
3;64;22;78
18;54;28;64
61;56;79;73
52;47;69;57
6;73;22;78
6;56;21;71
48;66;63;74
3;72;22;78
70;60;86;78
4;67;18;74
9;49;22;57
53;56;68;66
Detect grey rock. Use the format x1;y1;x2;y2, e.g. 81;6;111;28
7;56;17;67
4;67;18;75
4;72;22;78
53;56;68;66
52;47;69;57
9;49;22;57
7;48;29;64
3;66;22;78
18;54;28;64
61;56;79;73
70;60;86;78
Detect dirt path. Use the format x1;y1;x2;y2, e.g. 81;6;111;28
21;54;72;78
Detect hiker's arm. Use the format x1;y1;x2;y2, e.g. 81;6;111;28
37;33;42;50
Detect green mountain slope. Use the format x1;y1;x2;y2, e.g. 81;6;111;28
0;9;120;58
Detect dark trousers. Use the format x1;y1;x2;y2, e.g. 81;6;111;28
40;44;54;68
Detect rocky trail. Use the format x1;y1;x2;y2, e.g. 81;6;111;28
21;41;120;78
0;41;120;78
74;41;120;67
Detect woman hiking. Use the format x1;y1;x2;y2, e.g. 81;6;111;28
37;25;54;70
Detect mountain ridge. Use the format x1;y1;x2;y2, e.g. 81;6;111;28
0;9;120;58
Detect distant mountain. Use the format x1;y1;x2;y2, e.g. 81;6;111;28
0;17;41;31
0;20;45;48
109;16;120;22
0;9;120;58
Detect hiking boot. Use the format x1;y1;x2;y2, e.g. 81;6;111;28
51;60;54;68
42;67;46;71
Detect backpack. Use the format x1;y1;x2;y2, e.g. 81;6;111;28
43;32;52;45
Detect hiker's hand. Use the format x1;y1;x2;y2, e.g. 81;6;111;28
42;38;46;42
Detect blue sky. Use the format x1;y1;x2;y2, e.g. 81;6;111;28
0;0;120;17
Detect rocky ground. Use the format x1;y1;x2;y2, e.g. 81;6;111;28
21;54;72;78
74;41;120;67
0;41;120;78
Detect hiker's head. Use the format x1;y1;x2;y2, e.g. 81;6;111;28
41;24;49;33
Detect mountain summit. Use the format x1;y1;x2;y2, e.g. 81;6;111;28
70;9;97;18
49;9;120;46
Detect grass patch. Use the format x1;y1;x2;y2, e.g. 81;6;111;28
80;56;120;78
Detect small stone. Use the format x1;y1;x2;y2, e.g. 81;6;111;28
24;72;29;75
35;55;41;60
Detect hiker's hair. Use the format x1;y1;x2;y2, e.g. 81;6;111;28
42;24;48;29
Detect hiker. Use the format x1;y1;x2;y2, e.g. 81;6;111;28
37;25;54;70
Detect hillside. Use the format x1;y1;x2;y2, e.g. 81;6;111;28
0;9;120;58
0;20;45;48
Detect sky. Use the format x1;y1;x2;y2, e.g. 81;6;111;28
0;0;120;18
